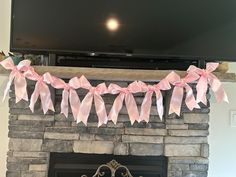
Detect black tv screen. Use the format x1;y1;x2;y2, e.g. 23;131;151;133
10;0;236;60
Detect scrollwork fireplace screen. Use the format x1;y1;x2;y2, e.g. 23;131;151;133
48;153;168;177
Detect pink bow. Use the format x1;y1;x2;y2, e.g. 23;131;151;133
24;68;55;114
108;81;142;125
167;71;200;116
77;76;108;126
138;79;171;122
44;73;81;119
187;63;228;105
0;57;31;103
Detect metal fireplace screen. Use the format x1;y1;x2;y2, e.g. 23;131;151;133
48;153;167;177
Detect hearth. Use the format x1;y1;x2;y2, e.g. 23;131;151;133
48;153;168;177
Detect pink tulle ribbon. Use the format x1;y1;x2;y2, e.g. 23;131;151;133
0;57;31;103
108;81;142;125
167;71;200;116
138;79;171;122
188;63;229;105
24;68;55;114
44;73;81;119
77;76;108;126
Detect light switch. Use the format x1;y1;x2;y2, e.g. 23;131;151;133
230;110;236;127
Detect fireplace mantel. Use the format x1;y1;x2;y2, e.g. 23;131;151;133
0;65;236;82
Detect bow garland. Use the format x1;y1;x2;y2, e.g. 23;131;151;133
0;57;229;126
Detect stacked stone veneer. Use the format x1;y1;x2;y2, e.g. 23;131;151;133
7;80;210;177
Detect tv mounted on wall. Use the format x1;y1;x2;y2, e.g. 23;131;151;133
10;0;236;69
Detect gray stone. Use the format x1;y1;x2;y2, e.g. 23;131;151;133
182;171;208;177
165;118;184;125
9;120;53;127
13;152;49;158
168;157;209;164
80;134;95;140
6;171;21;177
130;143;163;156
95;135;120;141
9;115;18;120
168;130;209;137
113;143;129;155
7;157;47;164
9;125;45;132
125;128;167;136
44;132;79;140
54;121;72;127
42;140;73;152
45;127;78;133
22;172;46;177
168;170;182;177
165;144;201;157
165;137;207;144
188;124;209;130
29;164;48;171
190;164;208;171
9;138;42;151
18;115;54;121
184;113;209;124
166;124;188;129
7;162;28;171
169;163;190;171
146;123;166;129
73;141;114;154
122;135;163;144
201;144;209;158
9;131;44;139
87;128;124;135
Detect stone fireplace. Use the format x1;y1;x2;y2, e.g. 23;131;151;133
6;80;209;177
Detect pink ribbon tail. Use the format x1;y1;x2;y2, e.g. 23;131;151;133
94;93;108;127
209;74;229;103
77;92;93;125
29;81;55;114
29;82;41;113
69;89;81;120
108;93;125;124
155;90;164;120
61;89;69;118
14;73;28;103
125;93;139;124
169;87;184;116
39;82;55;114
185;84;200;110
140;91;153;122
196;76;208;105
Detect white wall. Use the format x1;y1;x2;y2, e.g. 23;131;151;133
209;63;236;177
0;0;11;176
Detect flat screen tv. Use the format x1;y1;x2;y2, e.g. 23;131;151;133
10;0;236;62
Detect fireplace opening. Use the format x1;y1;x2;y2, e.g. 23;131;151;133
48;153;168;177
